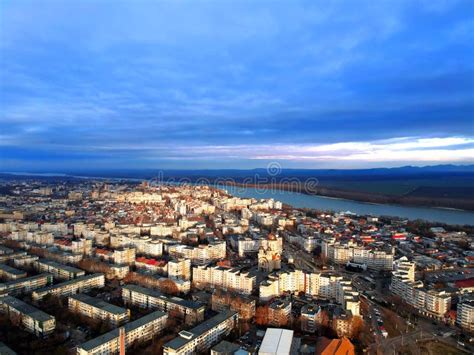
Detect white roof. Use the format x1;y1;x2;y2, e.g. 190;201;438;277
258;328;294;355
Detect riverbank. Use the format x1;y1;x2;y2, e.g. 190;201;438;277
220;184;474;225
221;181;474;211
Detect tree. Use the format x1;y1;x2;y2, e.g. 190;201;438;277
349;316;364;339
255;305;269;326
160;279;179;296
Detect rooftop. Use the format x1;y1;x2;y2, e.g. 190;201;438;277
0;295;54;323
164;310;237;351
78;310;167;351
69;293;128;315
37;258;85;274
0;263;27;276
33;273;103;294
122;284;204;310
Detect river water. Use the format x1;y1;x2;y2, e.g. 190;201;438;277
219;185;474;226
5;172;473;225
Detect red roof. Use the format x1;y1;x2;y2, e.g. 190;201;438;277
136;257;166;266
392;234;407;240
455;278;474;288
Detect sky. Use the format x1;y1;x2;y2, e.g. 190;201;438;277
1;0;473;171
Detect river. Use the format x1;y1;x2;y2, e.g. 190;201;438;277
5;172;473;225
219;184;474;226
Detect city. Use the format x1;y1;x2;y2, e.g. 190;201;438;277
0;178;472;354
1;1;473;354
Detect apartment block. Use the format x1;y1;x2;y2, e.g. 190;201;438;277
76;310;167;355
122;284;205;325
390;258;451;318
13;254;39;268
95;247;136;265
268;298;292;327
163;310;238;355
168;258;191;281
457;297;474;333
0;274;53;296
0;295;55;336
323;239;394;271
0;251;27;263
0;264;27;280
301;304;322;333
192;265;256;295
259;270;360;316
32;273;105;301
35;259;85;280
169;241;226;266
68;293;129;327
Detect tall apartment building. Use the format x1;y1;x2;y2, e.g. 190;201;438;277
457;297;474;333
35;259;85;280
390;258;451;318
0;274;53;296
168;258;191;281
259;270;360;316
0;264;27;280
301;303;322;333
231;233;283;257
9;230;54;246
168;241;226;265
163;310;238;355
68;293;129;327
323;240;393;271
110;234;163;257
95;247;136;265
76;310;167;355
122;284;205;325
32;273;105;301
268;298;292;327
192;265;256;295
0;295;55;336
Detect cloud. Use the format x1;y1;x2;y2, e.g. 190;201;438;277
1;1;473;169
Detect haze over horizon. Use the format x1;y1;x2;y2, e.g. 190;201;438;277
1;0;473;171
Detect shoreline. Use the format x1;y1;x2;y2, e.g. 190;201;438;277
221;181;474;212
2;171;473;213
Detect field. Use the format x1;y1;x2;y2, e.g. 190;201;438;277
321;177;474;198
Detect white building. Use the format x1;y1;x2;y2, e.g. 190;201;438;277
259;328;295;355
0;296;56;336
163;310;238;355
68;293;129;327
457;298;474;333
32;274;105;301
76;311;167;355
169;241;226;265
192;266;256;295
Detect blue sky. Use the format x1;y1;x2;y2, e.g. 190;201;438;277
1;0;473;171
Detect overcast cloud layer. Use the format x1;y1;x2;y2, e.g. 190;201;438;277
1;0;473;170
